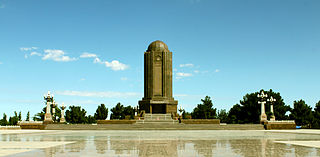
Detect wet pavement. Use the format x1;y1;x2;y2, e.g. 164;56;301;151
1;130;320;157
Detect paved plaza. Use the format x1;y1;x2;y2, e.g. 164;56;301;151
1;129;320;157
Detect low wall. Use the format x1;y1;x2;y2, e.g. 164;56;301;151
264;121;296;130
0;126;21;130
182;119;220;124
43;123;264;130
20;124;43;129
97;120;136;124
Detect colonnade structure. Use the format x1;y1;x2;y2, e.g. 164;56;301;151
43;91;66;123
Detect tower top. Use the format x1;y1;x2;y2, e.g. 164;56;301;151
147;40;169;52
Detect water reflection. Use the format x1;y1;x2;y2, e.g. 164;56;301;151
3;131;320;157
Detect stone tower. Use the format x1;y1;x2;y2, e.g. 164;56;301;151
139;40;178;115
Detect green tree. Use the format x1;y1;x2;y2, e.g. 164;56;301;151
217;109;228;123
0;113;8;126
191;96;217;119
290;100;313;127
110;103;125;120
18;111;22;121
227;104;243;124
123;106;135;119
9;111;19;125
94;104;108;120
229;89;290;124
182;110;191;119
312;101;320;128
65;106;87;124
26;111;30;121
33;112;45;121
85;115;96;124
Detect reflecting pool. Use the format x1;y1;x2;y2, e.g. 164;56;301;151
1;130;320;157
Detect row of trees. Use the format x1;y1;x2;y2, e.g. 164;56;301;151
62;103;135;123
1;103;134;125
0;111;31;126
1;89;319;128
187;89;320;128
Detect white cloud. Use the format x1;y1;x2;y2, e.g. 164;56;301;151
215;69;220;73
0;62;2;64
24;54;28;59
20;47;38;51
105;60;128;71
56;90;140;98
176;72;193;77
179;63;194;68
194;70;199;73
93;57;128;71
94;57;102;63
80;78;86;81
30;52;42;56
80;52;97;58
175;72;193;79
42;49;77;62
121;77;128;81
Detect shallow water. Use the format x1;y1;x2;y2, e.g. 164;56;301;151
2;130;320;157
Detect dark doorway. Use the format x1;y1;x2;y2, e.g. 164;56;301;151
152;104;166;114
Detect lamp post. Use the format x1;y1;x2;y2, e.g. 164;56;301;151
178;106;184;116
258;90;268;123
52;100;56;122
267;96;276;121
44;91;53;122
135;105;138;117
60;103;66;123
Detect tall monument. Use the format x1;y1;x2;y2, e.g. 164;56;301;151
139;40;178;115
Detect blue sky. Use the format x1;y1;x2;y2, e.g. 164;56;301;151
0;0;319;118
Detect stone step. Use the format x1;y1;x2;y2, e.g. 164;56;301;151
144;114;173;121
136;120;179;124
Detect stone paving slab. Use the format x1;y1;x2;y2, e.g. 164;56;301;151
0;149;34;157
0;130;58;135
263;129;320;135
274;141;320;148
0;141;75;157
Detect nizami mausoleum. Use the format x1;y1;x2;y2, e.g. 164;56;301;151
139;40;178;115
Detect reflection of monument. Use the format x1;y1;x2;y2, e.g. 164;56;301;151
139;40;178;115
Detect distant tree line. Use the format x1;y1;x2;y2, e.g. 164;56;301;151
188;89;320;128
1;89;319;128
0;102;136;125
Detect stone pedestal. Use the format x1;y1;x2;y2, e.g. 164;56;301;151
60;106;66;123
270;104;275;121
44;102;53;123
44;113;53;122
260;113;267;123
259;101;267;123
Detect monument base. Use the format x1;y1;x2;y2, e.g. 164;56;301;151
139;99;177;115
270;115;275;121
260;113;267;124
264;120;296;130
60;117;66;123
44;113;53;123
